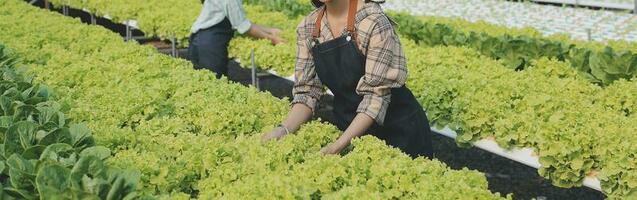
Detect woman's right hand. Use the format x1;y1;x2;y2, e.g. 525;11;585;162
262;104;314;143
261;126;288;143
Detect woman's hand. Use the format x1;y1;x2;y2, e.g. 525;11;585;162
320;139;348;155
262;105;313;143
321;113;375;155
261;126;288;143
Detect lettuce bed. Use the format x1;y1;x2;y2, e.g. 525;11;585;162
36;0;637;198
0;0;507;199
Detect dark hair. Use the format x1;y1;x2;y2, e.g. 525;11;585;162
312;0;385;8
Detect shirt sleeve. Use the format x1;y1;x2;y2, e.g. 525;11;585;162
225;0;252;34
291;19;324;112
356;15;407;125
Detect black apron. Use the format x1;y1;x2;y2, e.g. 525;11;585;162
310;1;433;158
188;18;233;79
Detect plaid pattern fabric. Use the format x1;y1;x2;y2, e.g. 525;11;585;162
291;3;407;125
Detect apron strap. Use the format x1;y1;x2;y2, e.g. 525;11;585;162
312;0;359;41
346;0;358;40
312;7;325;39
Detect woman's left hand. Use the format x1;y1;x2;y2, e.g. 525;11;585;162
320;139;348;155
321;114;374;155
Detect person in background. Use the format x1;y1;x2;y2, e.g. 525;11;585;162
262;0;433;158
189;0;285;79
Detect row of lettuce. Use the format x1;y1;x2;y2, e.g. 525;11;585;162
41;0;637;198
0;0;509;199
403;43;637;199
47;0;637;85
0;44;141;198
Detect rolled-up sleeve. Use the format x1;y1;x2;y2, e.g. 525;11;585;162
356;16;407;125
291;20;324;112
225;0;252;34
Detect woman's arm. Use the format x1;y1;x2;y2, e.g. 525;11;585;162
262;19;324;143
282;104;314;132
321;113;374;154
261;104;313;142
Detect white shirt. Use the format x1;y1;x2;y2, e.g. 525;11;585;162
191;0;252;34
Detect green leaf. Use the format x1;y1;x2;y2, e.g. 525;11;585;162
6;154;35;190
38;128;72;146
39;143;77;167
70;156;109;194
539;156;557;167
35;164;71;198
21;145;45;160
106;169;140;200
80;146;111;160
570;158;584;170
69;124;95;150
4;121;38;156
37;102;66;129
0;161;5;174
36;86;50;100
23;97;45;106
605;50;633;75
0;144;4;160
20;85;37;100
12;104;37;121
3;187;36;200
0;95;12;115
0;115;14;130
37;106;66;130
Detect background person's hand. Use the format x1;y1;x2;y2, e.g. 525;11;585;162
268;28;282;36
269;35;286;45
246;24;286;45
267;27;285;45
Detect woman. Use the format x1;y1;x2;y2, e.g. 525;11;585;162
262;0;433;158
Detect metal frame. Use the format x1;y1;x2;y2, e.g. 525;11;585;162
125;21;132;41
529;0;635;13
251;49;259;89
90;13;96;25
170;36;178;57
62;5;68;16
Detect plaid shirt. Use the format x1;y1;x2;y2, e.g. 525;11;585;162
291;3;407;125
